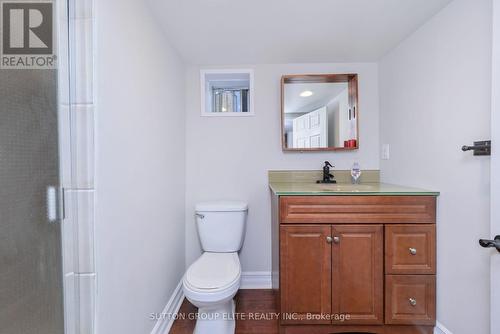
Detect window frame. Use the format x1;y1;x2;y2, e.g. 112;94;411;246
200;69;255;117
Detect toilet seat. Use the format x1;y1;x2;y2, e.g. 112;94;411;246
185;252;241;292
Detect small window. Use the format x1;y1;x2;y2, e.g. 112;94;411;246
200;69;254;116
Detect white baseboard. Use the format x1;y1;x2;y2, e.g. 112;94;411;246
240;271;272;289
435;321;453;334
150;280;185;334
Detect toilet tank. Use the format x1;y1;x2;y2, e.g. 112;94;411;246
195;201;248;252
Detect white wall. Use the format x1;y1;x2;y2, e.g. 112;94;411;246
491;1;500;331
185;63;379;271
379;0;492;333
95;1;186;333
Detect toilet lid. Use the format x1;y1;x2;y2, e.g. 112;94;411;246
186;252;241;290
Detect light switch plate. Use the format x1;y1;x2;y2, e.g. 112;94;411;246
382;144;390;160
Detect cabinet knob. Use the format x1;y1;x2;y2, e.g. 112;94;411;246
409;298;417;306
326;236;340;244
409;247;417;255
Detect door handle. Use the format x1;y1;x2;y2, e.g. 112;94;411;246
479;235;500;253
462;140;491;156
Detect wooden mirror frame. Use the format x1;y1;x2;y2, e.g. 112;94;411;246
281;73;359;152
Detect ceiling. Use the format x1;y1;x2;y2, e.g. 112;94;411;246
147;0;453;65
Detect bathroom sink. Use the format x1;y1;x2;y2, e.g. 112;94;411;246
317;184;378;192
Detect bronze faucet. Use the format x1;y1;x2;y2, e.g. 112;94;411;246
316;161;337;184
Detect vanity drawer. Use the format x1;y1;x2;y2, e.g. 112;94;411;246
279;196;436;224
385;275;436;325
385;225;436;274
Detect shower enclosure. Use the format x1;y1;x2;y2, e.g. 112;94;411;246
0;1;66;333
0;67;64;334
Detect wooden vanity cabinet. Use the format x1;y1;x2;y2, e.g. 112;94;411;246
272;195;437;334
280;225;383;325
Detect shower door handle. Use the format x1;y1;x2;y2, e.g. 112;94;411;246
46;186;60;223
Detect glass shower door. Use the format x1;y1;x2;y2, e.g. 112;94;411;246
0;68;64;332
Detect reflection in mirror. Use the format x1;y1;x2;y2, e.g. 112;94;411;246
281;74;358;151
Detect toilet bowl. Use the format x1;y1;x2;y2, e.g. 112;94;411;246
182;201;248;334
183;252;241;334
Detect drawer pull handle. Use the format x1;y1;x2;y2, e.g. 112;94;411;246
409;247;417;255
409;298;417;306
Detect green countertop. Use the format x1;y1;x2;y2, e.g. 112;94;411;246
269;182;439;196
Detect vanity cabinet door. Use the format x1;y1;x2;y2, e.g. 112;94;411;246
280;225;332;324
332;225;384;325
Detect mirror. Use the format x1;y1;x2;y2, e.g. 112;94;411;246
281;74;359;151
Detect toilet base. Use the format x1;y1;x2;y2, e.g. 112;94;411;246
193;299;236;334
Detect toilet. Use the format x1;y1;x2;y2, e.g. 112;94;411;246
182;201;248;334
